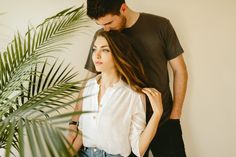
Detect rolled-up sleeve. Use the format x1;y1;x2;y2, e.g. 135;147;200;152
129;94;146;157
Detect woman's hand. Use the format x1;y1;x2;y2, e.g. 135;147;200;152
142;88;163;118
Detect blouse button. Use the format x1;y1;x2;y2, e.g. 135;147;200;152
93;116;96;119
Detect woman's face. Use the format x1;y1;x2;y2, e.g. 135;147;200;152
92;36;115;73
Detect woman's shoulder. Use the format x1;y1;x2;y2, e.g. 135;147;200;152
82;76;100;96
119;81;145;99
85;75;100;86
120;83;146;110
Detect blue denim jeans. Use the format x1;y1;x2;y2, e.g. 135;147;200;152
79;147;123;157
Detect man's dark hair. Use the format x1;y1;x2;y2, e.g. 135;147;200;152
87;0;125;19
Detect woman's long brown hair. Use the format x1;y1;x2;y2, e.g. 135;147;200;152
94;30;148;93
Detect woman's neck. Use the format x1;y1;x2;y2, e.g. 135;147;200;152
99;71;120;89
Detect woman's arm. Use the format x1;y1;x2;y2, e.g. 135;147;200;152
67;70;93;143
67;94;83;143
68;130;83;156
139;88;163;157
66;89;83;156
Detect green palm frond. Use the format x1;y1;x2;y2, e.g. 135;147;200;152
0;5;88;99
0;5;90;157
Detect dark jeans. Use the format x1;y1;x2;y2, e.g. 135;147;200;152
130;119;186;157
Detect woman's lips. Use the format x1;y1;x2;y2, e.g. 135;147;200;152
95;61;103;65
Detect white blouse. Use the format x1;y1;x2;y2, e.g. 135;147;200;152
79;75;146;157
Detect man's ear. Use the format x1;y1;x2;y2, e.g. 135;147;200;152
120;3;127;14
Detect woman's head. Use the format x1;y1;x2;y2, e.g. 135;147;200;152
92;36;116;73
92;30;147;92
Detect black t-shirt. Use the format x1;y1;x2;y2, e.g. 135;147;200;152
84;13;184;124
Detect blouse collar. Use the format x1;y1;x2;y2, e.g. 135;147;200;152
94;74;126;89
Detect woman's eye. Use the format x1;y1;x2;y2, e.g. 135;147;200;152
92;48;96;52
102;49;110;53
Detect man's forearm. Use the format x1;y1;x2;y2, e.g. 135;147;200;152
171;63;188;119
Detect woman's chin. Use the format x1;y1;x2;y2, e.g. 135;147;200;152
95;68;102;72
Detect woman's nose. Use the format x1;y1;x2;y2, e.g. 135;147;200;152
95;50;101;58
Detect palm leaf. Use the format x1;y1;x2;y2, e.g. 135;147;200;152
0;4;88;100
0;5;90;157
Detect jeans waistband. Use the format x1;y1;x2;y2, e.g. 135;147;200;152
81;147;123;157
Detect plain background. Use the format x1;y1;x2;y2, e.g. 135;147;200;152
0;0;236;157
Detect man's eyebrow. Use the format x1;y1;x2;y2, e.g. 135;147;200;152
95;21;113;26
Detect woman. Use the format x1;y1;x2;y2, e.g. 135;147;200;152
67;30;163;157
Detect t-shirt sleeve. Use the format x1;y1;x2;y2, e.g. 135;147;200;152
163;20;184;60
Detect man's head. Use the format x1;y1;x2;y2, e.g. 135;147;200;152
87;0;127;31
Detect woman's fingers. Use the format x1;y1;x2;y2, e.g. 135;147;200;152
142;88;161;96
142;88;162;105
142;87;163;114
142;88;152;96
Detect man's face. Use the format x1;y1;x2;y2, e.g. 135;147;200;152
95;14;127;31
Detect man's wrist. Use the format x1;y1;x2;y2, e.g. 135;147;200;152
170;112;181;119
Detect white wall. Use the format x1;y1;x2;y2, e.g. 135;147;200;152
0;0;236;157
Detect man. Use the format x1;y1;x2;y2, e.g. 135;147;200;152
70;0;188;156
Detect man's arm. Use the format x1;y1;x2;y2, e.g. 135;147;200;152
169;54;188;119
